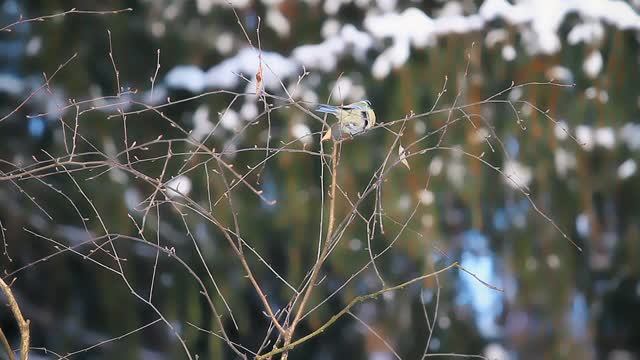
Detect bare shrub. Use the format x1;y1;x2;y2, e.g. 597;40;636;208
0;6;580;360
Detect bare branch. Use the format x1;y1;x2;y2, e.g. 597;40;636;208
0;278;30;360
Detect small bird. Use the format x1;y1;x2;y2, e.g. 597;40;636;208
316;100;376;141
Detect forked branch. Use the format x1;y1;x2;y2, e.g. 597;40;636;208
257;262;458;359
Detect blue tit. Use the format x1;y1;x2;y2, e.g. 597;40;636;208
316;100;376;141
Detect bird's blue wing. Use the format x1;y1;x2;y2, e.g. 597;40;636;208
316;104;340;115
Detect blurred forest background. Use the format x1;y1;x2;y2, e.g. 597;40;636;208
1;0;640;359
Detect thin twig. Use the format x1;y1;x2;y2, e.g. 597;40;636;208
0;327;16;360
0;8;132;32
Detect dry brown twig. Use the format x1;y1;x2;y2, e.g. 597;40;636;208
0;328;14;360
0;278;30;360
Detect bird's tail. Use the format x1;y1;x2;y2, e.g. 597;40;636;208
316;104;339;115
